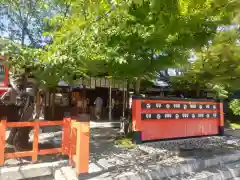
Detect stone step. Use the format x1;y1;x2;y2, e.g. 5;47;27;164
106;150;240;180
164;160;240;180
54;166;78;180
0;160;67;180
53;150;240;180
225;129;240;138
6;150;240;180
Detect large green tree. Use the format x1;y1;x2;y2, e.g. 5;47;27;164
42;0;240;94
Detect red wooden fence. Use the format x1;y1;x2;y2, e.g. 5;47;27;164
0;118;89;175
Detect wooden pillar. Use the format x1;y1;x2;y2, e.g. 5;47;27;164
62;116;71;155
69;123;77;166
219;101;224;136
132;98;142;144
75;120;90;175
108;79;112;121
122;80;126;118
0;119;6;166
32;121;39;162
70;114;90;176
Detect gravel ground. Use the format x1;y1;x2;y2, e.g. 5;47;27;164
4;127;240;178
88;129;240;175
4;127;67;167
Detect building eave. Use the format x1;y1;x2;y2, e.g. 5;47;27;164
0;56;7;60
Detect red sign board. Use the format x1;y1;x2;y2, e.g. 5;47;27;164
0;56;9;95
132;97;224;144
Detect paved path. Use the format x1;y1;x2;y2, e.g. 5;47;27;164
225;129;240;137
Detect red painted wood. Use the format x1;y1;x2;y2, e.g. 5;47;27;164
132;100;142;132
0;117;89;175
132;98;223;141
0;120;6;165
142;100;218;105
141;118;219;141
141;109;219;113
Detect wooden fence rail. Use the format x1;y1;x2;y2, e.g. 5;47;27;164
0;117;90;176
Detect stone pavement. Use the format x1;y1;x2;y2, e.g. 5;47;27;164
225;128;240;137
53;128;240;180
2;127;240;180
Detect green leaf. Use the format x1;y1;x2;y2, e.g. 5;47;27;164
44;4;49;9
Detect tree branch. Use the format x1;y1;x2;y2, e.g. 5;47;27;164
64;1;71;17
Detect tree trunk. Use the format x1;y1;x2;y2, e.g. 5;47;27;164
135;78;141;96
120;80;126;134
14;99;35;150
51;89;56;120
13;127;31;150
6;128;18;145
7;82;39;150
6;70;40;150
195;83;201;98
21;19;27;46
7;101;34;150
122;79;138;136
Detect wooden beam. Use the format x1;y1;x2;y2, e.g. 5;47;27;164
0;56;7;60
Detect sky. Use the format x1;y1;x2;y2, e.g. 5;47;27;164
0;15;8;37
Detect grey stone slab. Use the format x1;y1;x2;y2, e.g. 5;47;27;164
164;160;240;180
0;160;67;180
225;129;240;137
52;150;240;180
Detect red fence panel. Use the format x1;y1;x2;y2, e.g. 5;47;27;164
0;116;90;176
132;96;224;143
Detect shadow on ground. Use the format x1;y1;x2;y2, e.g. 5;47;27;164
3;126;240;180
4;129;67;167
83;129;240;179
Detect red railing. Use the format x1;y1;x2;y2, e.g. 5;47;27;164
0;118;89;175
69;120;90;175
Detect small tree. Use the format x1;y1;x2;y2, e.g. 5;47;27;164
173;28;240;118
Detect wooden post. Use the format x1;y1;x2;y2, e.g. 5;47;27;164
62;116;71;155
69;128;77;166
219;101;224;136
132;98;142;144
32;121;39;162
122;81;126;118
69;120;77;166
109;79;112;121
0;120;7;166
75;121;90;175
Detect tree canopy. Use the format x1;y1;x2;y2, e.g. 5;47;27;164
172;28;240;98
43;0;240;82
2;0;240;89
